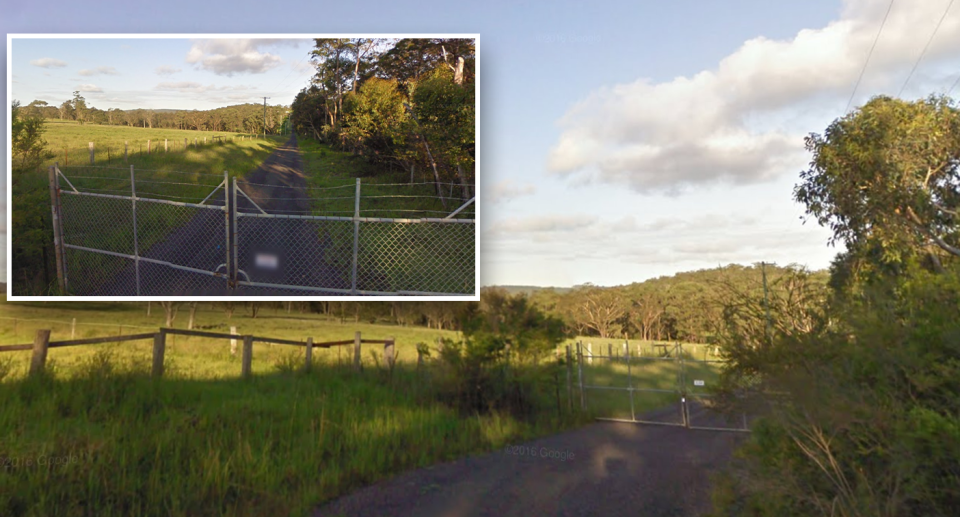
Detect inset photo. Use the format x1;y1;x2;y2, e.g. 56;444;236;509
7;34;477;299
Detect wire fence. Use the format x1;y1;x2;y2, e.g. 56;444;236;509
48;165;475;296
572;340;751;432
44;134;265;169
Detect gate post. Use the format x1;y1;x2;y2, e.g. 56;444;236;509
223;171;232;289
231;176;239;287
48;166;66;293
351;178;361;294
130;165;141;296
576;341;585;410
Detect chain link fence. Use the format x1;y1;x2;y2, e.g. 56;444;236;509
575;341;750;432
49;166;475;296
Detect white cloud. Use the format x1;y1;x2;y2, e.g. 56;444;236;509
155;65;182;76
30;57;67;68
547;0;960;193
155;82;227;93
487;179;536;203
78;66;119;76
487;214;598;235
77;84;103;93
185;39;289;76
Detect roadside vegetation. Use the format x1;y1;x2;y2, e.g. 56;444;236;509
708;95;960;517
0;291;593;516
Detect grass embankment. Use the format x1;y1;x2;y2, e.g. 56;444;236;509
22;121;285;295
0;301;580;516
297;139;475;294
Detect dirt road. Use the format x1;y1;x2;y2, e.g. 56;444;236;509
313;404;744;517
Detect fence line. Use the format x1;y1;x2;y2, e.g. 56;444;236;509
49;134;268;167
1;328;397;379
49;165;475;296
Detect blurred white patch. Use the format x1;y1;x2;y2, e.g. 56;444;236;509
255;253;278;270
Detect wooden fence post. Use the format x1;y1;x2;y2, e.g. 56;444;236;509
164;139;168;152
384;337;396;369
71;318;76;340
152;331;167;377
242;336;253;378
230;326;237;355
184;138;187;150
88;142;94;164
147;139;151;154
608;343;612;359
305;337;314;371
29;329;51;377
353;331;362;372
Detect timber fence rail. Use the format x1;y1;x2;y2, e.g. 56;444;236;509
0;328;396;380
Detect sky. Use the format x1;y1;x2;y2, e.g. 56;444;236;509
4;0;960;289
10;37;316;112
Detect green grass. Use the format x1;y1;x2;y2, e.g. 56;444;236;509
298;139;475;294
39;120;277;174
0;301;461;377
0;301;579;516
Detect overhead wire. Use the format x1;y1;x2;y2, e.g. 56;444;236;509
898;0;956;97
846;0;897;113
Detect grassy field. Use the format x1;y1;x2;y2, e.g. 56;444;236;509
39;120;273;172
0;300;569;516
0;301;459;378
0;301;725;515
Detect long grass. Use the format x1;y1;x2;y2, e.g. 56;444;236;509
0;300;582;516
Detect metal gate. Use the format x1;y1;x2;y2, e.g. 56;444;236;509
48;165;475;296
575;341;750;432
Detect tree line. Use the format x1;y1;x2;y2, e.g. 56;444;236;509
291;38;476;206
19;93;290;135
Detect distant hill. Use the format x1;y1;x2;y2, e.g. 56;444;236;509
492;285;573;295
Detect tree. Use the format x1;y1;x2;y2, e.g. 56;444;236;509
11;101;48;170
160;302;180;327
58;100;73;121
72;91;87;125
573;288;626;338
795;95;960;278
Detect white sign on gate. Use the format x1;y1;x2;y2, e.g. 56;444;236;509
693;379;705;387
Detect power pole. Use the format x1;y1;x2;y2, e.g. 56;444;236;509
262;97;270;139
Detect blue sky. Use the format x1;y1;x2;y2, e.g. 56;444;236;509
4;0;960;288
10;37;316;112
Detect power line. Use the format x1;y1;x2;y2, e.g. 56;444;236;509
948;73;960;97
846;0;897;113
898;0;956;98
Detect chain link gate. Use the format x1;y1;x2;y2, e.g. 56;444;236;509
50;165;231;296
575;341;750;432
230;178;475;296
48;166;475;296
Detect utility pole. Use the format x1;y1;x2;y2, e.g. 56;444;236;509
262;97;270;139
